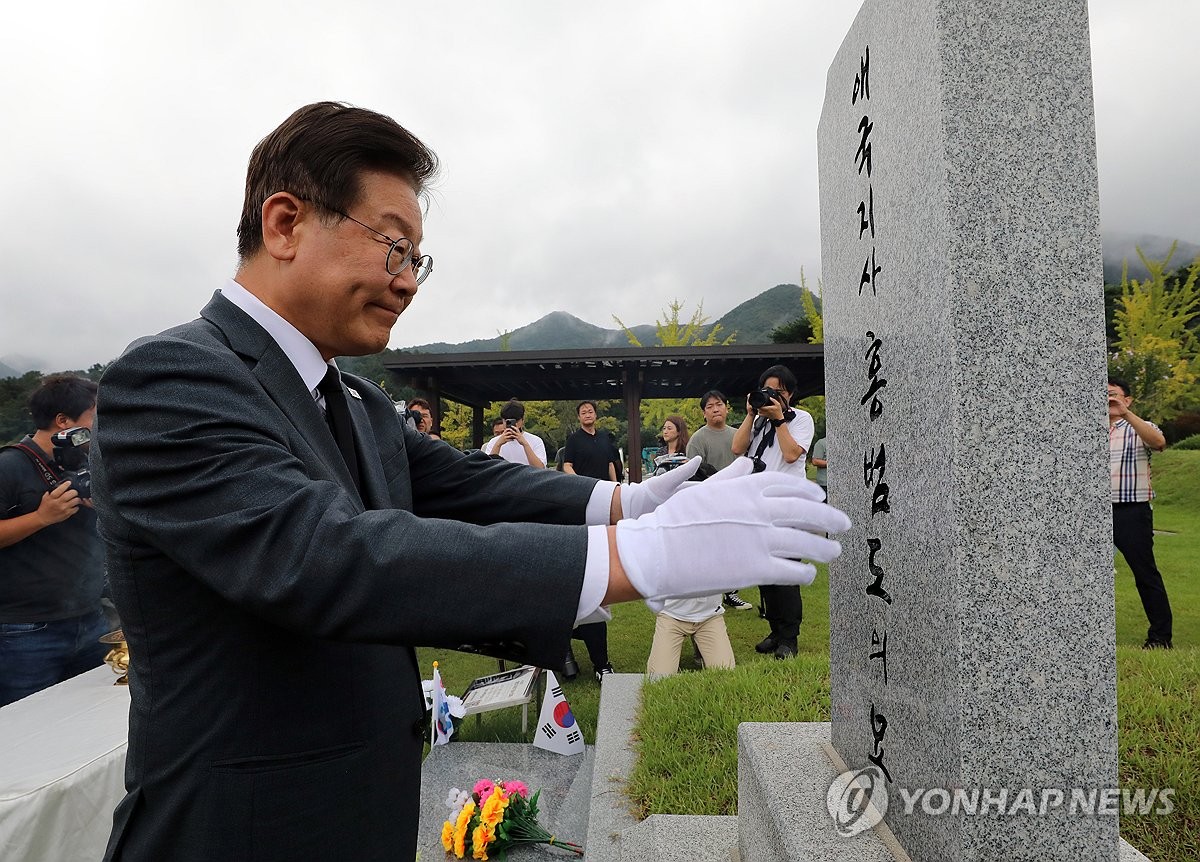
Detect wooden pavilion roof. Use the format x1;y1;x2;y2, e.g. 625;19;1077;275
383;343;824;408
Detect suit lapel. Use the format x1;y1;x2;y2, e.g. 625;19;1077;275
199;292;365;506
340;380;390;510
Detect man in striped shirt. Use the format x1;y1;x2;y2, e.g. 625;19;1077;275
1108;378;1173;649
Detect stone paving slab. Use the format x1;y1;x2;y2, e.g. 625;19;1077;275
419;742;593;860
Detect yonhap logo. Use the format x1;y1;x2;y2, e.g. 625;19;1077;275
827;766;889;837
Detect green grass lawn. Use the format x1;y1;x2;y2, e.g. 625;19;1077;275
420;450;1199;862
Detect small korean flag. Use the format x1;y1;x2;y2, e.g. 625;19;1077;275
430;662;455;747
532;671;584;756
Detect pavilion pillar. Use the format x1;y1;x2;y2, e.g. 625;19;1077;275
472;404;484;449
428;376;442;437
622;365;643;483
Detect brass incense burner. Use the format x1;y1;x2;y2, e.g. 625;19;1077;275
99;629;129;685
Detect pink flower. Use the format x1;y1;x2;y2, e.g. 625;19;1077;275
503;780;529;799
473;779;496;800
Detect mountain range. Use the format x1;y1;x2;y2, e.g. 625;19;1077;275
1100;232;1200;285
402;283;807;353
397;232;1199;355
0;354;44;379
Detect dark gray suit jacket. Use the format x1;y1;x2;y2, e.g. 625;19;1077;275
91;292;596;862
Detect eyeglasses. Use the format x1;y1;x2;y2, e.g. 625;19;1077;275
311;201;433;284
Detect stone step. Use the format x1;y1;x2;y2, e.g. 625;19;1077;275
584;673;645;862
618;814;738;862
737;722;895;862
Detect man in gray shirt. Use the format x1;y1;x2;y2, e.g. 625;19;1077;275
810;436;827;502
686;390;752;611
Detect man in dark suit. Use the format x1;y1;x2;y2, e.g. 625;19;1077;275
91;102;848;862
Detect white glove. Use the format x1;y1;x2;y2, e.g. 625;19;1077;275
619;455;702;519
615;465;850;612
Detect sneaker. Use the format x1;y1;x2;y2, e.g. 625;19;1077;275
754;635;778;654
723;591;754;611
773;642;797;660
1142;639;1173;650
595;663;615;683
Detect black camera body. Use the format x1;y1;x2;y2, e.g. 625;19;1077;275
393;401;418;431
51;426;92;499
748;386;784;412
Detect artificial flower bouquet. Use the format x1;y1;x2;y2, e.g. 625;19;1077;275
441;778;583;860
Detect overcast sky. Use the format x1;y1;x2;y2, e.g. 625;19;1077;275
1;0;1196;372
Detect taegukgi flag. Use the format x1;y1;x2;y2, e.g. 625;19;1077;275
430;661;455;747
532;671;584;756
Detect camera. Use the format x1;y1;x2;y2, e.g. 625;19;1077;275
748;386;784;412
50;426;92;499
393;401;418;431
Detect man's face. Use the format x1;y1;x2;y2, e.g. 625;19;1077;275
1107;385;1130;416
702;397;727;428
285;169;424;360
493;420;506;437
577;403;597;427
412;407;431;431
762;377;791;404
62;407;96;432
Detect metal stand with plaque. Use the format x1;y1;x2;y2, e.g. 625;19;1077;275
460;665;543;736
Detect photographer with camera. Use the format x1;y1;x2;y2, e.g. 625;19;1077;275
484;399;547;468
0;374;109;706
732;364;815;660
407;397;441;440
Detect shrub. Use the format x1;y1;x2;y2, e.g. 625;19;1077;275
1172;433;1200;450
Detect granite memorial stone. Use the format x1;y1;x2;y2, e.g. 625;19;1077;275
818;0;1117;859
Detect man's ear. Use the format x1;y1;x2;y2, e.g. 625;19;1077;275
260;192;305;262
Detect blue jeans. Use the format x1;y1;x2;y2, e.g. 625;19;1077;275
0;609;111;707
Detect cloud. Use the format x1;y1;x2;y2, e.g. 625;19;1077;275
0;1;1196;371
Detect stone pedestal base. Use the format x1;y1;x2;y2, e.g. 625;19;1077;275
736;722;1152;862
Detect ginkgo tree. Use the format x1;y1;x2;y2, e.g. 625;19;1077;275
1108;246;1200;424
612;300;740;464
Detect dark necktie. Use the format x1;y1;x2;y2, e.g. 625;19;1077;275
317;366;361;492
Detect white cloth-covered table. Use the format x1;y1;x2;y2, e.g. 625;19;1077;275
0;665;130;861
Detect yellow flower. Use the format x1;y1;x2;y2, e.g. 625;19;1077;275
441;821;454;851
453;801;475;858
480;790;508;827
471;823;494;860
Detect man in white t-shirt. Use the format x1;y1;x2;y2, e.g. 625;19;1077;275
483;399;546;468
732;364;815;659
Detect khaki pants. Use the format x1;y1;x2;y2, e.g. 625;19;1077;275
646;613;735;679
